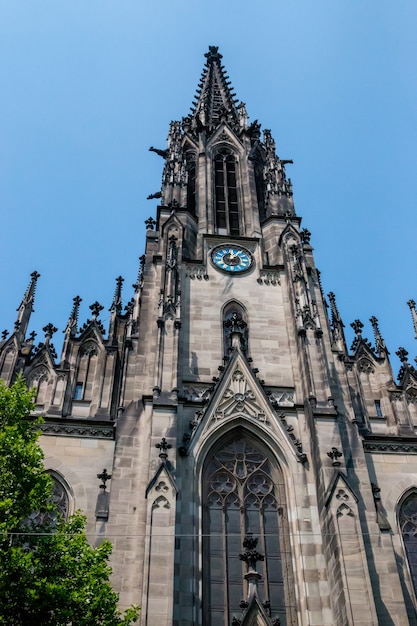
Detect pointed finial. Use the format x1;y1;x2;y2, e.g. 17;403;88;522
110;276;124;314
43;323;57;344
15;271;41;341
351;319;364;336
369;316;388;355
407;300;417;339
328;293;344;326
89;301;104;320
239;533;264;601
64;296;82;337
16;271;40;313
155;437;172;461
145;217;156;231
205;45;222;62
133;254;146;292
239;533;264;571
396;347;409;363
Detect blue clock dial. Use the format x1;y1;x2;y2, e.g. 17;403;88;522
212;246;253;273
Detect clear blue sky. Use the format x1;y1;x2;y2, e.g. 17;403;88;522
1;1;416;376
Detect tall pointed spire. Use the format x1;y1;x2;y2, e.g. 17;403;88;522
15;270;40;343
189;46;241;134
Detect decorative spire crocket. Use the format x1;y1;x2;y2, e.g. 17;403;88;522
407;299;417;339
328;292;347;352
189;46;240;134
14;270;40;343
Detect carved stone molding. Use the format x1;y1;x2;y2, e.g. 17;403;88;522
209;368;268;426
39;420;114;439
269;389;295;407
390;391;403;401
257;270;280;286
182;384;212;402
363;440;417;454
406;388;417;404
357;359;375;374
185;265;209;280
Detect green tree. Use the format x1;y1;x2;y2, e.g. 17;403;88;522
0;376;139;625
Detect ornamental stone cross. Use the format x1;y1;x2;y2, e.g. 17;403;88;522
97;468;112;490
155;437;172;460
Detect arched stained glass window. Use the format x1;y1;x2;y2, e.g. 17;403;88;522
214;150;239;236
202;434;296;626
399;492;417;593
27;473;70;528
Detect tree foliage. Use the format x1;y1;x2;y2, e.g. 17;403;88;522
0;376;139;625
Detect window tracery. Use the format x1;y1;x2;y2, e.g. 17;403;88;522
203;435;296;626
75;343;99;401
27;473;70;527
214;149;239;236
399;492;417;594
186;151;196;214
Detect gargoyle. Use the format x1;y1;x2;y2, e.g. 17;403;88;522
149;146;168;158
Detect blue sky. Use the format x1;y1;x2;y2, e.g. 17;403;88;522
1;1;416;376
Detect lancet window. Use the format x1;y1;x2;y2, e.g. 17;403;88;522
202;434;296;626
254;157;266;222
399;492;417;594
74;343;98;401
27;472;70;528
214;149;239;236
28;367;49;406
186;152;196;214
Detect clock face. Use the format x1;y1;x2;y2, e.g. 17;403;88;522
212;246;253;273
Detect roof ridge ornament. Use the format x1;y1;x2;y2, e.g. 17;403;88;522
204;45;222;62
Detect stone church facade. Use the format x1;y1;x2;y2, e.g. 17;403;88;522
2;47;417;626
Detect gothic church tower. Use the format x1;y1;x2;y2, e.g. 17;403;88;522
2;47;417;626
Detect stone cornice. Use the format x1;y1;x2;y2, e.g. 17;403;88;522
38;418;115;440
363;435;417;454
